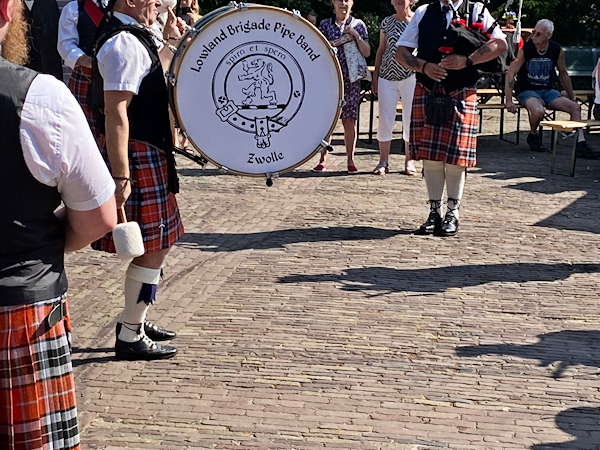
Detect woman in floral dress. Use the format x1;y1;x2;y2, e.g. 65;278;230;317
312;0;370;174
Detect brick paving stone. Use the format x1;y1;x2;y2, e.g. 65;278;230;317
66;103;600;449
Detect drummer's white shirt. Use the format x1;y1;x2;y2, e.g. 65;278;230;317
396;0;506;49
16;73;115;211
97;12;163;94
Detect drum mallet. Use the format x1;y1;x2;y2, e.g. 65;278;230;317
113;206;145;259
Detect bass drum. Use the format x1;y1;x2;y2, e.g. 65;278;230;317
168;3;343;178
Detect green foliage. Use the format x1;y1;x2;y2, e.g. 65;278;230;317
196;0;600;60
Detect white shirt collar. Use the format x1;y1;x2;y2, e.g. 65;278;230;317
441;0;464;12
113;12;140;25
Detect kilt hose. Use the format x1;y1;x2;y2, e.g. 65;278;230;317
0;297;79;450
409;82;478;168
67;65;99;138
92;139;184;254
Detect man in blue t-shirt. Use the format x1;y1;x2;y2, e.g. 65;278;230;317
505;19;599;159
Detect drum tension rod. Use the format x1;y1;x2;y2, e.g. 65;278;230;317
320;140;334;153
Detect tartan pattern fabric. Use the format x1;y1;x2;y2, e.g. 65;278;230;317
409;82;478;168
92;139;184;254
0;297;80;450
67;65;99;138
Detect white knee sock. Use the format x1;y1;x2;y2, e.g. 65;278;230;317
445;163;466;220
119;263;161;343
423;160;446;216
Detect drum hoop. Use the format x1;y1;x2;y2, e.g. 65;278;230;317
169;4;344;177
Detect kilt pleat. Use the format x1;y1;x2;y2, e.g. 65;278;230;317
409;82;478;167
92;139;184;254
67;65;99;138
0;298;79;450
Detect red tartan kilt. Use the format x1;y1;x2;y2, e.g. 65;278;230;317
67;65;99;138
409;82;478;168
0;297;80;450
92;139;184;254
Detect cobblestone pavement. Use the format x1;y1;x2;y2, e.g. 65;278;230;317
66;105;600;449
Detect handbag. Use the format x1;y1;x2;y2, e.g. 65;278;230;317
425;82;454;126
344;40;371;83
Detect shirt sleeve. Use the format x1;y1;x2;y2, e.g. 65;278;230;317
97;31;152;93
396;4;426;48
355;19;369;41
20;75;116;211
476;3;506;40
57;1;84;69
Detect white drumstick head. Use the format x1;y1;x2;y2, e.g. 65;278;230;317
113;222;145;259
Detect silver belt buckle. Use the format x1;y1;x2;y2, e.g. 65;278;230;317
47;297;67;328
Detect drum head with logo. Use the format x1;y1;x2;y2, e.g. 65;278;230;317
170;4;343;176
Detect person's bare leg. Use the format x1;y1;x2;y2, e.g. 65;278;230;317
525;97;546;134
342;117;357;167
548;96;585;142
378;140;391;165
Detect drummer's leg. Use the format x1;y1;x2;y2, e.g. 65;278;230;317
116;248;177;360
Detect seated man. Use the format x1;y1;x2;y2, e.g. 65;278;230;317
505;19;600;159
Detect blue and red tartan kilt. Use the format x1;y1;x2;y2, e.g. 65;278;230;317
0;296;80;450
67;65;99;138
409;82;478;168
92;139;184;254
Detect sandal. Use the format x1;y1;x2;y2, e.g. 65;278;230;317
402;161;417;176
372;162;390;175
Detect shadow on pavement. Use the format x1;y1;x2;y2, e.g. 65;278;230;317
178;226;412;251
456;330;600;379
278;263;600;297
71;347;114;367
473;139;600;234
531;407;600;449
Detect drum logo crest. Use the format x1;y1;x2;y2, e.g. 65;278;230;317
214;42;305;149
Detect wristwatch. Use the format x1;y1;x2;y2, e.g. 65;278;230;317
465;56;474;68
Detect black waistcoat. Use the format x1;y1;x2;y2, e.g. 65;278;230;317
0;58;68;306
77;0;101;56
416;1;480;93
515;40;561;94
92;15;178;193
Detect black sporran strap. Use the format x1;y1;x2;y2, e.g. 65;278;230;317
425;82;454;126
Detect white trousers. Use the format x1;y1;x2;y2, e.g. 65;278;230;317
377;75;416;142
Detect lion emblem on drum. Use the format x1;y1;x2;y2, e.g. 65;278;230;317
214;42;305;149
239;59;278;107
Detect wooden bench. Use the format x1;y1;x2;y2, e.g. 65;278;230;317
540;120;589;177
477;102;525;143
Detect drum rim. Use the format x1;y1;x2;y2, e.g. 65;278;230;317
169;3;344;177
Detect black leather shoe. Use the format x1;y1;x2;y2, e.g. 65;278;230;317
418;210;442;235
116;321;176;342
576;141;600;159
438;212;459;237
144;321;176;341
115;336;178;361
527;132;547;152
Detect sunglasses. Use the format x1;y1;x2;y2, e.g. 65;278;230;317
533;31;545;37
